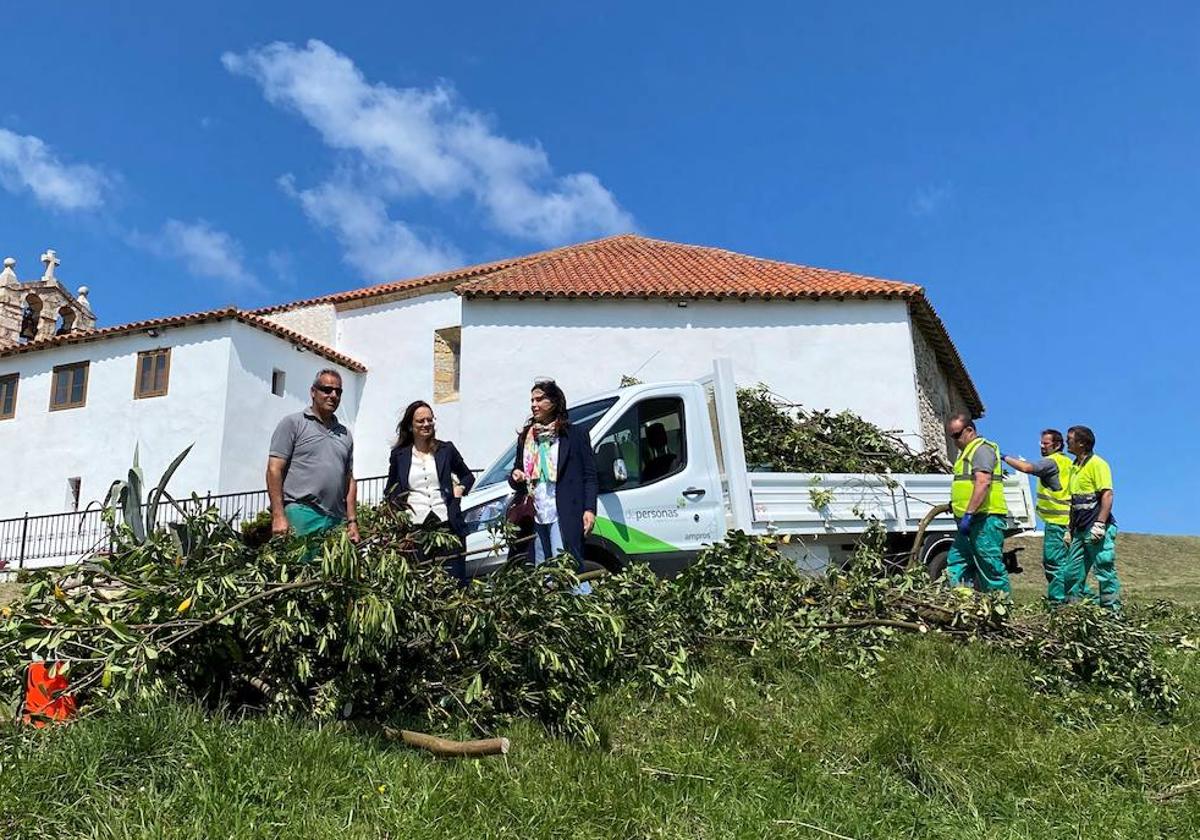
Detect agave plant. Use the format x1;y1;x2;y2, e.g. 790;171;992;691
103;444;194;547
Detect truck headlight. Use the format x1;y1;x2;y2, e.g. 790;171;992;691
462;497;509;534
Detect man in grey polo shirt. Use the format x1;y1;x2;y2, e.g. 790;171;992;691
266;369;360;543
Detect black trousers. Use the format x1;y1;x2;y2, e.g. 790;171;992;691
413;513;466;583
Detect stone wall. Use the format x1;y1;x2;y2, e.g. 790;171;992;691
433;326;461;403
262;304;337;347
911;317;970;459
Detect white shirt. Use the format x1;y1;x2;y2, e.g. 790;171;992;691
531;438;559;525
408;449;447;523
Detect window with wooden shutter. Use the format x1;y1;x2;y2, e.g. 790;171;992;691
50;362;89;411
0;374;17;420
134;349;171;398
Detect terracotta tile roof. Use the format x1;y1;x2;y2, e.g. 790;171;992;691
454;234;983;415
251;255;528;316
0;306;366;372
456;234;924;301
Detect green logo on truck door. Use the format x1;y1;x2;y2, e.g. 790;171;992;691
592;517;679;555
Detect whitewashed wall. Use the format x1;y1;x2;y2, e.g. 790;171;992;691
0;324;233;518
459;298;924;464
0;321;361;519
334;293;464;478
218;322;361;492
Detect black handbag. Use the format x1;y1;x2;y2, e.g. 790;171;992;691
506;491;535;526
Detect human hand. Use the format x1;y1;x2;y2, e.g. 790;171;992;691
511;469;527;484
271;512;290;537
1063;530;1072;547
347;521;361;544
453;484;465;499
957;513;973;536
583;511;596;535
1089;521;1107;542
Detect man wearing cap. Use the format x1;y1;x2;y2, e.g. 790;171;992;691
266;369;360;544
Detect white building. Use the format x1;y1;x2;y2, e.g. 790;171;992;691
0;235;980;521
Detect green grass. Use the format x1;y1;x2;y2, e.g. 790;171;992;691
1009;531;1200;603
2;637;1199;839
3;534;1198;838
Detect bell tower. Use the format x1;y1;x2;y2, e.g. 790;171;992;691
0;249;95;345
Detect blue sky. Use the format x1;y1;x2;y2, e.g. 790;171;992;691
3;3;1197;534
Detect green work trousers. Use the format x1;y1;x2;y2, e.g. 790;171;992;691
284;503;343;561
1064;522;1121;608
1042;522;1069;605
946;514;1010;596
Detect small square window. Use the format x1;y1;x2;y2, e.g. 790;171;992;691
272;369;286;397
50;362;89;411
0;373;17;420
134;348;171;398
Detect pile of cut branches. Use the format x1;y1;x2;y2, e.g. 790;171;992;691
1;509;1185;743
738;385;949;474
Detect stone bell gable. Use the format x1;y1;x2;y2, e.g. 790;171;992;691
0;249;95;346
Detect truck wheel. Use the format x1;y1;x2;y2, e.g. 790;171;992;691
923;539;952;582
586;545;624;575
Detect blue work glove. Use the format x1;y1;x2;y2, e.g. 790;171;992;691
957;513;974;535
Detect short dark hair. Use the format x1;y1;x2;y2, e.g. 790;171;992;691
1068;425;1095;452
311;368;342;388
1041;428;1064;451
947;412;975;432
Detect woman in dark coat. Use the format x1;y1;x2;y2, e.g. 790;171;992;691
386;400;475;581
508;380;598;589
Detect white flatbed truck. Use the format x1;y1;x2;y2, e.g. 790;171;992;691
461;359;1036;577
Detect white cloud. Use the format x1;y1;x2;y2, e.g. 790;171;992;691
909;182;954;218
223;40;634;266
0;128;109;210
131;219;263;293
279;175;461;280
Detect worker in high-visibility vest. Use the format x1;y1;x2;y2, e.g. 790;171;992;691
1002;428;1072;604
945;413;1010;596
1062;425;1121;609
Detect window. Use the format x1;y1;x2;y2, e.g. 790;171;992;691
134;348;171;398
433;326;461;403
50;362;89;411
67;477;81;512
595;397;687;492
474;397;619;490
272;369;286;397
0;374;16;420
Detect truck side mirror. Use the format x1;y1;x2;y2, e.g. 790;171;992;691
612;458;628;486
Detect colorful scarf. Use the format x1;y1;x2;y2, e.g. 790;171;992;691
522;424;558;485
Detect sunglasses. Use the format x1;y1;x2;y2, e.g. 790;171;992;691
314;385;343;395
950;429;967;440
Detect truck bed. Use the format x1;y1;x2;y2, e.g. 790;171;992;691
743;472;1036;537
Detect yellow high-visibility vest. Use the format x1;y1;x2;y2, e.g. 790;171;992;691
951;437;1009;518
1036;451;1072;527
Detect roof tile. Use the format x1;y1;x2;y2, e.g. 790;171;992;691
0;307;366;372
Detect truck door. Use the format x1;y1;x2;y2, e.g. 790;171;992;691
590;393;719;575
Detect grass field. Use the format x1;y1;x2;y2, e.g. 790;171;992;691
1;534;1197;839
1008;531;1200;603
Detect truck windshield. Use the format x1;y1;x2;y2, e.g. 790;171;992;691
473;397;619;490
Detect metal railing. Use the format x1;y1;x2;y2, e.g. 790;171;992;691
0;475;390;572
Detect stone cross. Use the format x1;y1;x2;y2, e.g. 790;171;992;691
41;249;60;282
